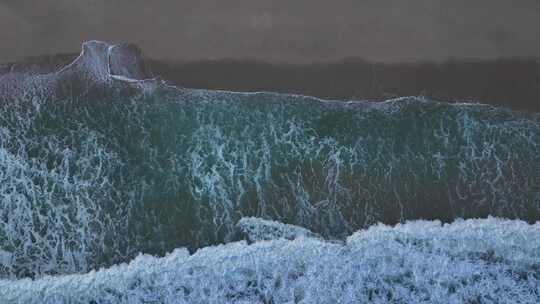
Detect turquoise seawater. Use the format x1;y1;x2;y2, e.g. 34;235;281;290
0;88;539;279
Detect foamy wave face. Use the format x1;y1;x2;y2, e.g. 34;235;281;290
1;218;538;304
0;89;539;279
0;98;132;278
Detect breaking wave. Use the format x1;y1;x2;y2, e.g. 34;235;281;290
1;218;539;303
0;86;538;281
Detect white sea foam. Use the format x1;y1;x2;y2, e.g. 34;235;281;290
235;217;322;242
1;217;538;304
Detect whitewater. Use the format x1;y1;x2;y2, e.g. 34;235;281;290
0;41;539;303
1;218;538;303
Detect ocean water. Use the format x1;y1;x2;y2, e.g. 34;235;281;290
0;87;539;302
1;218;539;303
